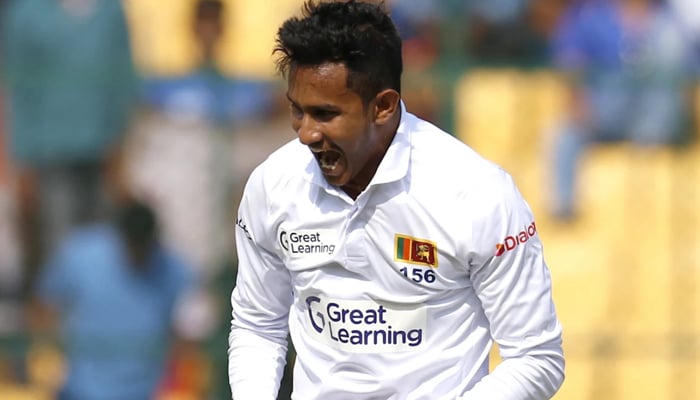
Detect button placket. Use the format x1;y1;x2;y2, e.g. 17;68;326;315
344;200;369;271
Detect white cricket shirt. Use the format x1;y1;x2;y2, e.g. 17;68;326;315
229;105;564;399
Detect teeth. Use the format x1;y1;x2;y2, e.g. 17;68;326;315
319;154;337;171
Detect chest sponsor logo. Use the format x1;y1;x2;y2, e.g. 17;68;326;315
304;296;426;353
394;234;438;267
495;221;537;256
279;228;337;257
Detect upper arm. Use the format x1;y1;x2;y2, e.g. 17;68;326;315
230;166;293;339
467;174;561;357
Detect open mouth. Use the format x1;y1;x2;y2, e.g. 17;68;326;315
315;150;342;174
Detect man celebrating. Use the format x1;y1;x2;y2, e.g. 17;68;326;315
228;1;564;399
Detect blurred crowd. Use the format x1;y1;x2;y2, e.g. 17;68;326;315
0;0;699;399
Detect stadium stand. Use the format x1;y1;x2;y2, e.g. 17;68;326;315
455;68;700;400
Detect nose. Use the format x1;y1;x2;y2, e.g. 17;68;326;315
296;116;323;146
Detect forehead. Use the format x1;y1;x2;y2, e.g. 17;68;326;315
287;63;360;104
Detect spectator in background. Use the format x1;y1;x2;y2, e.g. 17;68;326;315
127;0;278;279
0;0;25;380
548;0;697;220
1;0;138;294
464;0;548;66
140;0;277;128
386;0;443;123
125;5;260;395
30;198;194;400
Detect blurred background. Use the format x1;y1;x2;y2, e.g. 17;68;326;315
0;0;699;399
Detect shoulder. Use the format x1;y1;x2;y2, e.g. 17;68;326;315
61;224;119;253
45;224;119;278
405;114;530;240
407;115;514;200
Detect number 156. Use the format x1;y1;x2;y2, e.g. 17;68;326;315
400;267;436;283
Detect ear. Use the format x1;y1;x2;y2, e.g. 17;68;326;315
373;89;400;125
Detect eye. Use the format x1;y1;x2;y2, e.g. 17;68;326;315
312;109;337;122
290;103;303;119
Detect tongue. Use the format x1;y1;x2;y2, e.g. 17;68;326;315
321;152;338;168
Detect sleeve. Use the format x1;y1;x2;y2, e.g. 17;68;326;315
459;173;565;400
228;166;294;400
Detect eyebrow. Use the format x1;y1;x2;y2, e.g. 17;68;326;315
285;94;342;112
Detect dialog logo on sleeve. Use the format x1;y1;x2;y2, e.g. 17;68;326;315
495;221;537;256
304;296;426;353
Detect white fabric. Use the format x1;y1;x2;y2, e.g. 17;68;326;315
229;105;564;399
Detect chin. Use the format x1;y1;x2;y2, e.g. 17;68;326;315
323;172;351;187
323;176;343;187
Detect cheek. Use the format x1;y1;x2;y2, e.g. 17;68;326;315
337;118;370;147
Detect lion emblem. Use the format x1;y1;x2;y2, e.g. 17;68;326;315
416;244;431;262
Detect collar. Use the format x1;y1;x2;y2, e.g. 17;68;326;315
370;100;411;185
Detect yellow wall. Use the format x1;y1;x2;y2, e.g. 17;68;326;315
123;0;197;76
222;0;301;78
124;0;302;79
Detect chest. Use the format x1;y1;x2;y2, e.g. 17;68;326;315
271;189;472;301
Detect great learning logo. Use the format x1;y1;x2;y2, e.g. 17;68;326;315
279;229;337;257
304;296;426;354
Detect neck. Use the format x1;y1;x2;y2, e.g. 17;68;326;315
341;185;363;200
341;111;401;200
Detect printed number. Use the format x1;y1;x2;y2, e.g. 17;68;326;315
399;267;436;283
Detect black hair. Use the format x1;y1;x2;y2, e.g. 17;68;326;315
274;0;403;103
116;199;158;246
